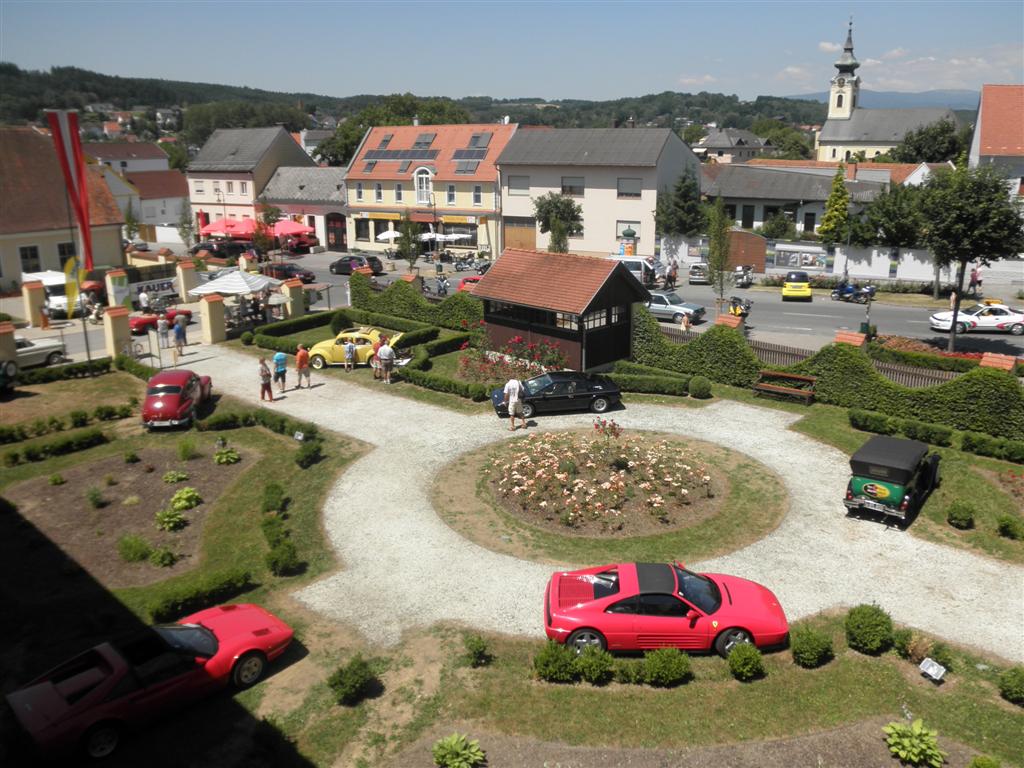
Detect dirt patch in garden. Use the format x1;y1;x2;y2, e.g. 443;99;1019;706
4;445;251;588
980;466;1024;513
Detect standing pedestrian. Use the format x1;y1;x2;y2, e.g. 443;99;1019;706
258;357;273;402
949;290;957;311
371;338;382;380
669;259;679;289
295;343;311;389
343;339;356;372
174;313;189;346
40;297;51;330
157;313;170;349
272;349;288;393
680;311;691;332
503;376;527;431
172;317;186;357
138;289;151;313
968;267;979;297
376;336;396;384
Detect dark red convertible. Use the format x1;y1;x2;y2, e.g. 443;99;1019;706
141;369;212;429
129;308;193;335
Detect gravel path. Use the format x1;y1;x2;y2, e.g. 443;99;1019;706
183;346;1024;662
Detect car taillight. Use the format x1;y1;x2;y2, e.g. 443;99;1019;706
846;488;853;500
899;496;910;511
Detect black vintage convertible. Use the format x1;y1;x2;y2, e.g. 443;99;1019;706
490;371;621;419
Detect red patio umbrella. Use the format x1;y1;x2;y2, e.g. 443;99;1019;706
200;220;229;235
225;218;257;236
273;219;314;236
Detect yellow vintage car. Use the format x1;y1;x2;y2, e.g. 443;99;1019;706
308;327;403;369
781;270;813;301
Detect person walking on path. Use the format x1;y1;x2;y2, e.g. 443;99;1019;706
295;344;311;389
377;337;396;384
258;357;273;402
40;298;51;330
371;339;382;380
503;377;527;431
157;314;170;349
172;318;186;357
680;311;691;332
138;290;150;313
968;267;981;297
343;339;356;372
175;313;189;346
949;290;957;311
272;350;288;393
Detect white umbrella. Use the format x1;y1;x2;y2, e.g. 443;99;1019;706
376;231;401;241
444;233;471;241
188;270;282;296
419;232;440;242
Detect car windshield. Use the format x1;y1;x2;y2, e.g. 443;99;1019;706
673;566;722;614
523;374;553;396
147;384;182;396
689;265;705;273
153;624;218;658
964;304;988;315
786;272;809;282
663;292;684;304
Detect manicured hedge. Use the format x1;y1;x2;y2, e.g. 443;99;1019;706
196;408;319;441
868;342;1024;378
607;372;691;396
254;307;437;357
254;311;334;337
4;428;109;465
613;360;690;378
146;568;253;622
113;354;160;381
18;357;112;384
329;306;433;335
349;271;483;329
961;432;1024;464
849;409;1023;463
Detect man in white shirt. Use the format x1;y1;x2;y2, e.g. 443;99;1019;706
138;290;150;312
503;377;527;431
376;338;396;384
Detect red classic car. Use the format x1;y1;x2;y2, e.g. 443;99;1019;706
544;562;789;657
129;308;193;335
4;604;293;759
457;275;482;293
141;369;212;428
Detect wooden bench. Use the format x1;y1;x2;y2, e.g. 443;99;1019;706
753;370;817;404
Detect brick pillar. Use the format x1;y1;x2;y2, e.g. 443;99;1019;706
103;306;131;358
0;321;16;363
200;294;226;345
105;268;132;310
176;260;199;302
282;278;305;319
715;313;743;330
978;353;1016;373
21;280;45;327
834;330;867;348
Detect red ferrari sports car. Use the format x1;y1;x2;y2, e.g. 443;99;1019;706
141;369;212;429
5;604;293;759
129;308;193;335
544;562;788;657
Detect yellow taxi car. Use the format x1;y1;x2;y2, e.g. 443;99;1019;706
308;327;403;369
781;270;813;301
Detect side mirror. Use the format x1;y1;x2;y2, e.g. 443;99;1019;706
686;610;700;622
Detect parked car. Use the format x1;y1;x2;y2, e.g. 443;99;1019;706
457;275;482;292
131;240;150;252
0;359;17;392
490;371;621;419
329;254;383;276
928;303;1024;335
15;336;65;368
141;369;212;429
129;308;192;335
687;263;710;285
284;233;319;253
261;263;316;283
781;270;812;301
5;604;293;759
544;562;789;656
645;291;706;324
843;435;940;522
308;328;404;369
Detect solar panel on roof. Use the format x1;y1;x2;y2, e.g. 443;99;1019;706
398;161;411;172
453;148;488;160
412;133;436;149
477;133;492;148
363;161;376;173
378;134;393;149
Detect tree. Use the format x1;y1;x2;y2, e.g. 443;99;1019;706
882;119;971;164
532;192;583;247
655;172;705;238
706;197;732;308
176;202;195;248
817;165;850;245
397;213;420;272
750;118;813;160
682;124;706;146
253;205;281;255
760;211;796;240
919;164;1024;351
161;141;189;171
123;200;139;240
548;219;569;253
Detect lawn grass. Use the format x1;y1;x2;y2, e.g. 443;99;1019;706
0;371;145;427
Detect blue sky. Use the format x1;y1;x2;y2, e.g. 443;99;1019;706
1;1;1021;100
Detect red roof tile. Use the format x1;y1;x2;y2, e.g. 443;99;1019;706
348;123;517;183
978;84;1024;157
0;127;123;235
125;169;188;200
473;248;644;315
747;158;937;185
84;142;168;161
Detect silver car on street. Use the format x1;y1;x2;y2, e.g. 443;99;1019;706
645;291;706;323
15;336;66;368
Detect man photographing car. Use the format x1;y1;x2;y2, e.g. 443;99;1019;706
503;376;527;431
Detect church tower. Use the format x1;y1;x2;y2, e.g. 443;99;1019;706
827;21;860;120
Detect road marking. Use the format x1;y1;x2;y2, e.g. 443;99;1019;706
783;312;842;319
757;325;816;332
906;320;931;324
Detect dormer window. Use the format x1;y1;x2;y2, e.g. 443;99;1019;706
412;133;436;150
378;133;393;149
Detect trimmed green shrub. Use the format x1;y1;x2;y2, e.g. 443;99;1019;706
93;404;118;421
606;372;691;396
148;548;178;567
900;419;954;447
613;658;644;684
38;428;108;457
47;415;65;432
146;568;252;622
155;508;187;532
266;540;300;576
3;450;20;467
48;473;66;485
86;487;105;509
201;413;242;430
240;331;254;345
103;474;117;487
573;646;615;685
349;271;483;330
728;643;766;681
849;408;897;435
213;447;240;465
968;757;1002;768
790;626;834;668
327;655;376;705
688;375;713;399
929;642;954;673
431;733;486;768
998;666;1024;706
170;487;202;511
261;482;286;514
0;425;28;444
462;634;492;668
116;404;132;419
997;515;1024;541
641;647;693;687
260;515;288;547
117;534;152;562
124;450;140;463
295;440;323;468
883;719;948;768
113;354;159;382
177;438;199;461
163;470;189;483
946;501;975;530
845;603;893;655
70;410;90;428
255;310;335;337
893;628;914;659
533;641;578;683
613;360;690;378
962;431;1024;464
18;357;112;384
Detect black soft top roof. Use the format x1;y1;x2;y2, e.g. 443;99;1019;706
635;563;675;593
850;436;929;474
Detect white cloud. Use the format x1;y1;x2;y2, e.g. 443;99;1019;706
861;58;883;68
856;43;1020;92
679;74;718;86
881;47;908;60
779;65;809;78
818;41;841;53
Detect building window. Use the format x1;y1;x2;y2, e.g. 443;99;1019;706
610;305;627;324
374;183;383;202
508;175;530;196
617;178;642;198
803;212;816;232
561;176;584;196
240;181;247;195
445;224;477;247
213;181;220;193
831;148;837;159
395;183;403;202
582;309;607;330
616;221;640;240
356;182;364;202
194;180;204;194
355;218;370;241
372;220;391;239
555;312;577;329
447;184;456;205
57;242;76;269
19;245;41;272
473;185;482;206
226;181;233;194
724;204;737;221
836;93;844;109
415;169;433;204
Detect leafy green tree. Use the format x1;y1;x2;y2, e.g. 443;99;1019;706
123;200;139;240
817;166;851;245
760;211;796;240
655;172;705;239
883;119;970;164
160;141;189;171
532;192;583;245
750;118;812;160
182;101;309;147
547;219;569;253
706;197;732;307
176;202;195;248
253;205;282;254
397;213;420;272
919;164;1024;351
682;124;706;146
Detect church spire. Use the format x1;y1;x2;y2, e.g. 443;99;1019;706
834;19;860;75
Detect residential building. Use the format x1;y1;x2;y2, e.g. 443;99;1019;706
96;165;140;220
693;128;770;163
747;158;952;186
260;167;348;251
816;23;959;161
102;122;123;140
155;108;181;131
85;142;170;174
186;126;315;228
969;84;1024;190
345;123;518;255
299;128;335;158
124;170;189;225
0;127;124;285
496;128;698;257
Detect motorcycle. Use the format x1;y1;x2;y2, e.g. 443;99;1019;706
87;303;105;325
728;296;753;319
436;275;450;297
476;260;492;275
453;256;475;272
831;283;876;304
733;265;754;289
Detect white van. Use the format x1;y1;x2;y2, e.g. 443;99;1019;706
21;271;88;318
611;256;664;287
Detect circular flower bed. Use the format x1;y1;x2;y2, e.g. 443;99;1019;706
485;421;719;536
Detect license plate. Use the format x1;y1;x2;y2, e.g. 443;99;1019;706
860;499;889;512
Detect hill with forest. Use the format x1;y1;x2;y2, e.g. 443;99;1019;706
786;88;979;110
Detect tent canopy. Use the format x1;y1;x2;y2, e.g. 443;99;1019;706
188;270;282;296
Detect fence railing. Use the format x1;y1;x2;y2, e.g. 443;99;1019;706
869;360;961;388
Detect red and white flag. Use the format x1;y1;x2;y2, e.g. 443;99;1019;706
47;110;94;270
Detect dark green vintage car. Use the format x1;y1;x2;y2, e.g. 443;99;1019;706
843;436;941;521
